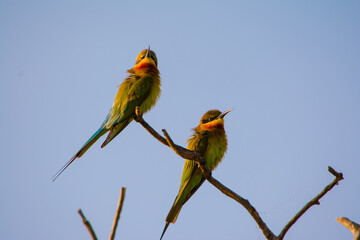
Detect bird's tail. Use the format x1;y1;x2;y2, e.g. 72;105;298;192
52;127;108;181
160;175;205;239
160;222;170;240
159;195;187;240
165;195;185;224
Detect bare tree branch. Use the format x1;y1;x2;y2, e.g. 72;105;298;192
134;106;169;146
278;166;343;239
109;187;127;240
134;107;344;240
78;209;98;240
77;187;126;240
336;217;360;240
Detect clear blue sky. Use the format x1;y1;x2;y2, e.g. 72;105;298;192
1;1;359;240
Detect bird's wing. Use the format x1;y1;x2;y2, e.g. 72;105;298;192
177;131;209;204
180;131;209;186
165;167;205;224
164;131;209;223
120;75;153;120
105;77;133;128
101;76;153;147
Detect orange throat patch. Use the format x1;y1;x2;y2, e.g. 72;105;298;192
202;121;224;130
134;62;156;70
134;57;157;71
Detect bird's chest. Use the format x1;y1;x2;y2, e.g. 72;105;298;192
138;76;161;114
204;132;227;171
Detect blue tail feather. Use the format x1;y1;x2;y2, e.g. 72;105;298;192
52;127;108;181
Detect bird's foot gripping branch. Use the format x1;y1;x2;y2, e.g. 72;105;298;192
134;106;344;240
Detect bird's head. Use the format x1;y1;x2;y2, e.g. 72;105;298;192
198;109;232;131
133;46;158;72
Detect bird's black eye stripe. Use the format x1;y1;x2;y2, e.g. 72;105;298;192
140;55;145;60
202;116;217;124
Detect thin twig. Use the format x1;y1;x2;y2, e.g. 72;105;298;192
109;187;127;240
277;167;343;239
161;129;202;163
78;209;98;240
134;106;343;240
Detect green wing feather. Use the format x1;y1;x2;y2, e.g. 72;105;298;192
165;131;209;224
101;76;153;147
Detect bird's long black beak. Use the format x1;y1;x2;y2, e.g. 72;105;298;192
218;109;233;119
145;45;151;58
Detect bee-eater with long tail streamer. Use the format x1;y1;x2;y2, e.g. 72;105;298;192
52;47;161;181
160;109;232;239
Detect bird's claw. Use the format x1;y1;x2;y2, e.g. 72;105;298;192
134;106;143;122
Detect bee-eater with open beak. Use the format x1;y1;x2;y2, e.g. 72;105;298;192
160;109;232;239
53;47;161;181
